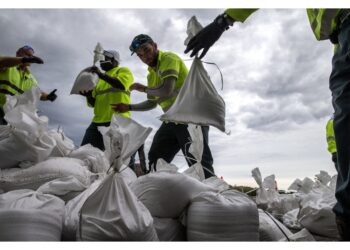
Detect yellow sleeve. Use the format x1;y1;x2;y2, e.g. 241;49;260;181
224;9;259;23
115;67;134;90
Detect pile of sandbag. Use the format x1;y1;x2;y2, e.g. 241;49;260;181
252;167;339;240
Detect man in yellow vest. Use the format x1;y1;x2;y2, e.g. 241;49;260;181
185;8;350;240
326;116;337;170
112;34;214;178
0;45;57;125
80;50;134;151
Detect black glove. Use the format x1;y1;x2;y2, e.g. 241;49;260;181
89;66;103;77
47;89;57;102
21;55;44;64
184;14;233;59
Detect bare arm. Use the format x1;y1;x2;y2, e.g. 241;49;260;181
0;57;23;69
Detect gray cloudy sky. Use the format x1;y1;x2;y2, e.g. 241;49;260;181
0;8;337;189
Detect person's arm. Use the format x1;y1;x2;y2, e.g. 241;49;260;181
40;89;57;102
90;66;125;90
184;8;258;59
111;99;157;113
131;77;176;97
0;56;44;69
79;90;95;107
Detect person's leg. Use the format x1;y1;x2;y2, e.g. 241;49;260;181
0;108;7;125
332;153;338;170
330;17;350;240
81;122;109;151
148;122;181;171
200;126;215;178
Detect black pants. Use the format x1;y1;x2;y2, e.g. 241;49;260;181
148;122;214;178
0;108;7;125
332;153;338;170
330;16;350;223
81;122;110;151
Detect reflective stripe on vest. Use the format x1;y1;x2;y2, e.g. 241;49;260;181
95;87;130;96
308;9;341;40
0;79;24;95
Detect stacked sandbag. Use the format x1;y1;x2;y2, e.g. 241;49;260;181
186;190;259;241
0;189;65;241
79;173;158;241
131;171;215;218
68;144;109;173
0;87;57;168
153;217;186;241
297;182;339;239
63;178;103;240
70;67;99;95
48;128;76;157
258;209;293;241
0;157;94;192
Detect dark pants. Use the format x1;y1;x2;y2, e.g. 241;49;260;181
0;108;7;125
330;17;350;228
332;153;338;170
81;122;110;151
148;122;214;178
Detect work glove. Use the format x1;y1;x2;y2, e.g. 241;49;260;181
47;89;57;102
89;66;103;77
79;89;93;98
184;14;233;59
21;55;44;64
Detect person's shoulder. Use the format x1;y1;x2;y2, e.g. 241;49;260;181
162;51;182;63
116;66;133;74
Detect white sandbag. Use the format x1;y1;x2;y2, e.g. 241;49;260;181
187;190;259;241
131;171;215;218
160;17;226;132
48;128;75;157
182;162;205;181
79;173;158;241
63;178;103;241
70;68;99;95
267;194;301;220
315;170;331;185
288;178;303;191
258;209;293;241
282;208;302;230
0;157;94;192
156;158;178;173
37;176;88;200
252;168;280;208
280;228;315;241
298;182;339;239
160;58;226;132
153;217;186;241
0;87;56;169
202;176;230;192
69;144;109;173
0;189;65;241
0;210;63;241
93;42;105;65
100;114;152;169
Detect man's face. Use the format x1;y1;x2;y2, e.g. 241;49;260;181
135;43;157;67
16;48;34;67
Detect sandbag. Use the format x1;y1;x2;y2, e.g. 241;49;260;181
187;190;259;241
100;114;152;169
202;176;230;192
63;179;103;240
79;172;158;241
258;209;293;241
68;144;109;173
282;208;302;230
0;157;94;192
280;228;315;241
131;171;215;218
298;182;339;239
0;189;65;241
153;217;186;241
160;17;226;132
70;68;99;95
48;128;76;157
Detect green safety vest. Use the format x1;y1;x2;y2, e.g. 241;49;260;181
224;8;349;41
0;66;37;108
147;50;188;111
326;118;337;154
89;66;133;123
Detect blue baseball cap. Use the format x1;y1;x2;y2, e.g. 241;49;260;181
129;34;154;55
